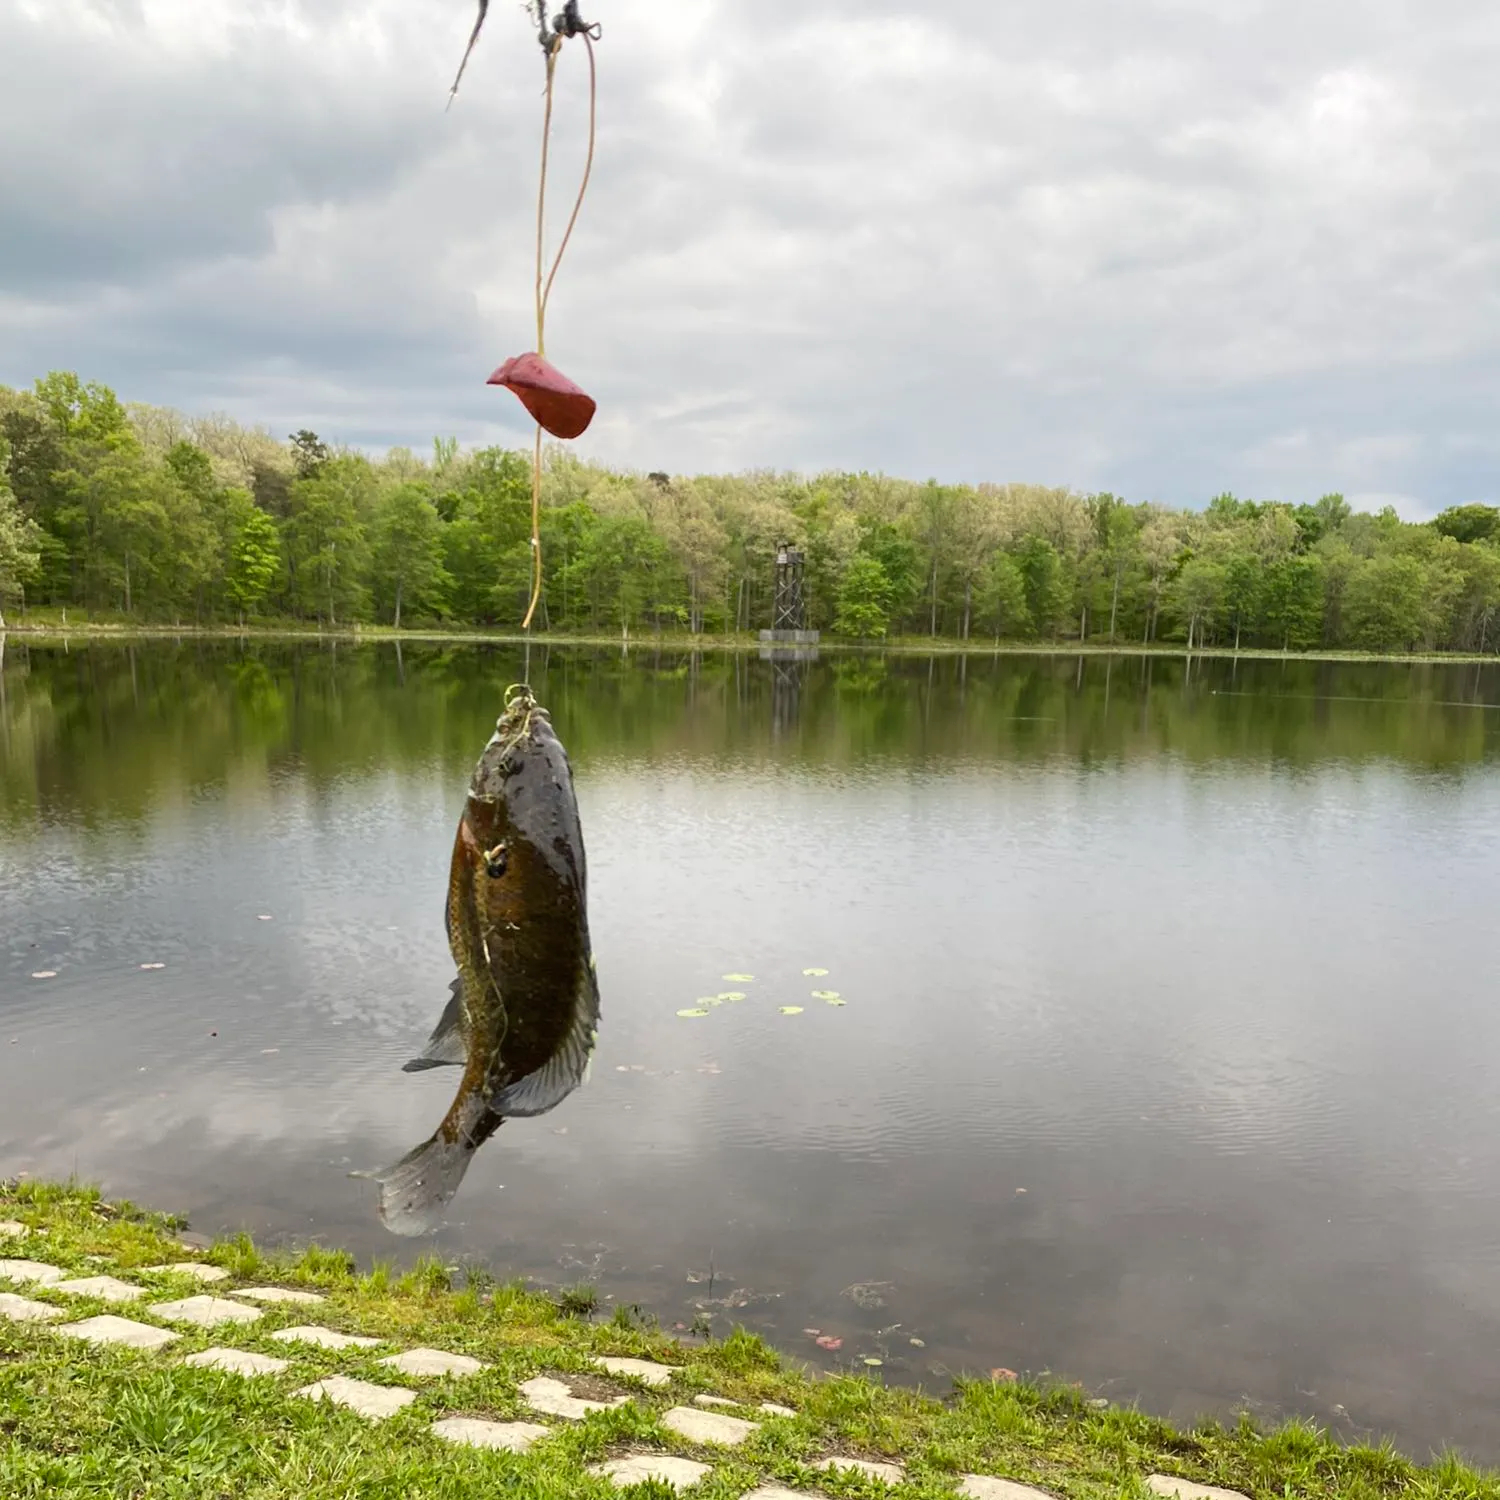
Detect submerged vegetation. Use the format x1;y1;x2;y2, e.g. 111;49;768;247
3;371;1500;653
1;1180;1496;1498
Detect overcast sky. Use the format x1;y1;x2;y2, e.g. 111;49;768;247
2;0;1497;515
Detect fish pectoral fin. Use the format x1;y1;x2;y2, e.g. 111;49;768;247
488;973;600;1118
402;977;469;1073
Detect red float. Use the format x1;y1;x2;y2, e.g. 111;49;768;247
487;352;596;440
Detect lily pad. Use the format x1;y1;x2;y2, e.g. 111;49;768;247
677;1008;711;1019
863;1357;884;1367
803;967;829;977
717;992;747;1002
779;1006;804;1016
811;990;841;1001
722;973;754;983
823;997;847;1007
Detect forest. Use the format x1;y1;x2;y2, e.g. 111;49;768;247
2;371;1499;653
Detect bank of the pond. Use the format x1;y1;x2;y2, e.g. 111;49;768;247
4;613;1500;667
0;1182;1490;1499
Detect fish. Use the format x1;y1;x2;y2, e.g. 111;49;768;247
370;684;600;1235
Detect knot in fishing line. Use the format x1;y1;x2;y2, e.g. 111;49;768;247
534;0;600;53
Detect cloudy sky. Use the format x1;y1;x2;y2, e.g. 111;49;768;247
2;0;1497;515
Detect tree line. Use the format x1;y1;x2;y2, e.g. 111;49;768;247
2;370;1498;653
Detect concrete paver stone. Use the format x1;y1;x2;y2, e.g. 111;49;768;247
52;1276;143;1303
184;1347;290;1376
0;1222;26;1238
759;1403;798;1417
594;1355;679;1387
0;1291;64;1324
146;1263;230;1284
662;1405;760;1446
0;1260;64;1286
1146;1479;1250;1500
815;1457;905;1484
520;1375;630;1420
431;1417;552;1452
294;1376;416;1421
694;1394;739;1408
153;1295;263;1327
57;1315;180;1351
590;1455;712;1491
272;1325;381;1350
744;1490;821;1500
380;1347;487;1378
233;1286;326;1305
961;1478;1059;1500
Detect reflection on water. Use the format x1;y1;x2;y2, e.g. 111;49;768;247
4;639;1500;1461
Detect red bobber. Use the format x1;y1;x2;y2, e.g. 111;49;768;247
487;352;597;440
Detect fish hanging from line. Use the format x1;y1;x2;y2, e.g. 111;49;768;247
368;685;600;1235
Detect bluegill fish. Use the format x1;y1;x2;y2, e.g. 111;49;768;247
372;685;599;1235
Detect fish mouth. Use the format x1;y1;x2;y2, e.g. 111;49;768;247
496;682;551;741
472;686;552;797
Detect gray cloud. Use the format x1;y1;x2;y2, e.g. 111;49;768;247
1;0;1497;512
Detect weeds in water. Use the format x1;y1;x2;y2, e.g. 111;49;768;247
557;1281;600;1317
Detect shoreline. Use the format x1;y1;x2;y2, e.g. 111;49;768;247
4;618;1500;667
0;1180;1491;1497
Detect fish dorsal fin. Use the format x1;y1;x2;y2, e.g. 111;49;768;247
402;977;469;1073
488;970;600;1117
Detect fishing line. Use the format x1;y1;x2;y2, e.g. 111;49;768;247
523;19;599;634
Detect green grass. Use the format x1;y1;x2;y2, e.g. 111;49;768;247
0;1180;1495;1498
6;607;1500;664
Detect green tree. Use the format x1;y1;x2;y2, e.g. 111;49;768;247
1448;542;1500;652
282;459;372;625
1293;493;1351;549
52;446;212;615
224;505;282;623
833;554;893;639
1342;555;1429;652
975;551;1030;641
1432;503;1500;546
0;436;42;626
1221;551;1262;650
290;429;331;478
562;511;674;638
371;484;451;628
1168;557;1227;649
1015;536;1066;637
34;371;135;451
856;520;921;629
1262;554;1325;651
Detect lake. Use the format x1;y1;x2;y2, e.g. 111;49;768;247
4;637;1500;1462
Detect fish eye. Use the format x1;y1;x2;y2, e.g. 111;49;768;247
484;843;508;879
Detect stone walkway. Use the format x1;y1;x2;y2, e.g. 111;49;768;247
0;1241;1248;1498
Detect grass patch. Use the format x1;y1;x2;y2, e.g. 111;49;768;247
8;610;1500;665
0;1179;1495;1497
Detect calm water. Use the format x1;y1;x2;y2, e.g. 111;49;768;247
4;638;1500;1461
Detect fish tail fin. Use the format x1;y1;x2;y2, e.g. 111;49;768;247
370;1106;501;1237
